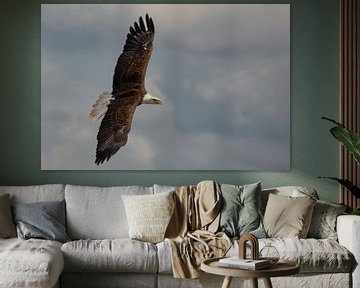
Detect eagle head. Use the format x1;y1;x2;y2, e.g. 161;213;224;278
142;93;162;105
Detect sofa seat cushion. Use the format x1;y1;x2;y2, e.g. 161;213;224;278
260;238;353;272
157;238;354;274
230;238;353;273
61;273;157;288
156;240;173;274
61;239;158;273
0;238;64;288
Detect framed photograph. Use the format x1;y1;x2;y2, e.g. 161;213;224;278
41;4;290;170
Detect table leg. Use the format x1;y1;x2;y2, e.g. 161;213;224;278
222;276;233;288
263;277;273;288
251;278;258;288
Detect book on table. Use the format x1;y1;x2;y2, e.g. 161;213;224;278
218;257;271;270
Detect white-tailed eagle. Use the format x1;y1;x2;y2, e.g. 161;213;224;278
90;14;161;165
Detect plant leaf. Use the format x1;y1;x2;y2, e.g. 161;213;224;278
351;208;360;215
330;127;360;165
322;117;360;165
318;177;360;198
322;116;344;127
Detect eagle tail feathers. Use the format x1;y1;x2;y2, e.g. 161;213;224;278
89;92;112;122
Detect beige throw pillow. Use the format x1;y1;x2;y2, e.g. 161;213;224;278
122;191;175;243
263;193;316;238
0;194;17;238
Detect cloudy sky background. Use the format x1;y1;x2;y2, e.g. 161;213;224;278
41;4;290;170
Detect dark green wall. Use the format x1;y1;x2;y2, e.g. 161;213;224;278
0;0;340;202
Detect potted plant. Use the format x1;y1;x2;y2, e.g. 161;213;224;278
320;117;360;215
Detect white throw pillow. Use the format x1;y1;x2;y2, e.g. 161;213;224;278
122;191;175;243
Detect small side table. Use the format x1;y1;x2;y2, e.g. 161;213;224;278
201;257;300;288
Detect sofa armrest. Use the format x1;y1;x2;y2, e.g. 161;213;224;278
337;215;360;288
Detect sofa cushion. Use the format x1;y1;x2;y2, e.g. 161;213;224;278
0;184;65;204
263;193;316;238
12;200;70;243
218;182;266;238
261;238;353;273
61;239;158;273
261;186;319;213
307;200;347;240
153;184;176;194
231;238;353;273
158;237;353;274
0;238;64;288
122;191;175;243
61;273;157;288
65;185;153;239
156;240;173;274
0;194;16;238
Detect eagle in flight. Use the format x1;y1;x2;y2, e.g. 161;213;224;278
89;14;161;165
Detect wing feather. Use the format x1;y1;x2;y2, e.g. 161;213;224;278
139;16;146;31
95;93;140;165
112;14;155;95
146;14;155;34
129;26;136;35
134;22;141;33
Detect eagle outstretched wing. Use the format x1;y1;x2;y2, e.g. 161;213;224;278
112;13;155;94
95;93;139;165
94;14;155;165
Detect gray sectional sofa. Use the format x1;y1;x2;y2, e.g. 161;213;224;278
0;184;359;288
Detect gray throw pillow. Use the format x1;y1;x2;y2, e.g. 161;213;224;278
218;182;266;238
12;200;70;243
307;200;347;240
0;194;17;238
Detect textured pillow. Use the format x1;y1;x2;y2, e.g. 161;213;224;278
261;186;319;214
0;194;16;238
218;182;266;238
12;200;70;243
263;193;316;238
307;200;347;240
122;191;175;243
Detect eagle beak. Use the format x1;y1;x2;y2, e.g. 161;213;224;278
153;98;162;105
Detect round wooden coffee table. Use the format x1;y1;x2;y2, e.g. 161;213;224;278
201;257;300;288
